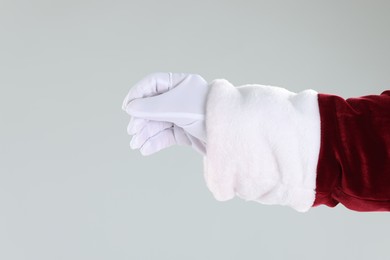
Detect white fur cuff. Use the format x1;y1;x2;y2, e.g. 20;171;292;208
202;79;321;212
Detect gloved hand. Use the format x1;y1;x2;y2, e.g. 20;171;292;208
122;72;209;156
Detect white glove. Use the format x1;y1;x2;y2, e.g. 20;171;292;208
122;72;209;156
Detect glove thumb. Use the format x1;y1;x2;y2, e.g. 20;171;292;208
125;76;209;126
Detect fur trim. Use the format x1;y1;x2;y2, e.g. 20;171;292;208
202;79;321;212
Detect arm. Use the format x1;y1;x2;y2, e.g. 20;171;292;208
203;79;390;212
123;73;390;212
313;90;390;211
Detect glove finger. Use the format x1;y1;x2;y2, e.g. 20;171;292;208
127;117;149;135
122;72;172;111
172;125;192;146
130;121;173;149
139;128;177;156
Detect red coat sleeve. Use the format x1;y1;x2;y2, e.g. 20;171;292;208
313;90;390;211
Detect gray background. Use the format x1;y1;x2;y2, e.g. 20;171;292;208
1;0;389;259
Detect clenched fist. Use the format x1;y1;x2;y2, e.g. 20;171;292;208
122;72;209;156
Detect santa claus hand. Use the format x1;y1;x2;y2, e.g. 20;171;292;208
122;72;209;156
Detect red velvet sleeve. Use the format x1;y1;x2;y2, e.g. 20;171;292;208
313;90;390;211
